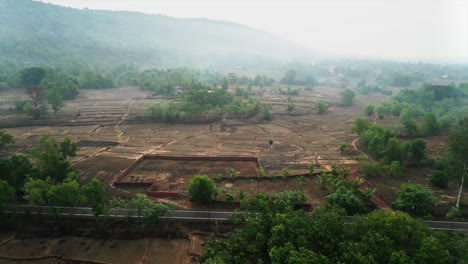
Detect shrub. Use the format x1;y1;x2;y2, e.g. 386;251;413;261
188;175;218;204
393;183;437;215
445;206;461;220
358;161;381;178
239;190;247;200
429;170;448;188
385;161;404;179
225;192;234;201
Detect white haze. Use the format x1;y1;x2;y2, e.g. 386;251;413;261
37;0;468;63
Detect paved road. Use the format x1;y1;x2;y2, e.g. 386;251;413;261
2;205;467;232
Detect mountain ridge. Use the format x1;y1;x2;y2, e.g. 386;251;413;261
0;0;314;69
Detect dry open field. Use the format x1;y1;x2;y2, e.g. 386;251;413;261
0;232;195;264
1;85;465;210
1;84;467;262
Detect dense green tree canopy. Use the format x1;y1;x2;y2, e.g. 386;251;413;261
202;194;466;263
393;183;437;215
340;89;356;107
188;175;218;204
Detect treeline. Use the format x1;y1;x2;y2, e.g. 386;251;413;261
202;193;467;263
140;68;274;96
0;132;172;219
366;83;467;135
147;87;261;123
0;134;108;214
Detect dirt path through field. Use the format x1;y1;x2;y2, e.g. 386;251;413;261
352;138;374;162
115;99;133;144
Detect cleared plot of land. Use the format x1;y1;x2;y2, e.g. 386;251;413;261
2;86;465;209
126;159;259;186
0;236;189;264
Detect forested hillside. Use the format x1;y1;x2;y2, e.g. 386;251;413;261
0;0;311;70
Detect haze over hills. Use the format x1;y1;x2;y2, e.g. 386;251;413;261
0;0;314;69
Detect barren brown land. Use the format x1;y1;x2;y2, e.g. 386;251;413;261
1;85;466;263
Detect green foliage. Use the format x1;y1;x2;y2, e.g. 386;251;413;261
385;161;404;179
147;87;260;122
376;71;413;87
23;178;51;206
393;183;437;215
113;194;171;224
339;144;347;154
316;100;326;114
46;90;64;117
40;69;80;99
257;166;265;177
364;104;375;116
47;179;87;207
448;116;468;163
280;87;301;96
385;137;404;163
32;136;77;183
203;198;464;264
83;179;106;216
261;101;273;121
221;77;228;90
429;170;449;188
25;86;47;119
406;139;426;163
358;161;382;178
1;154;36;193
268;191;307;205
280;69;317;86
281;167;290;179
340;89;355;106
188;175;218;204
80;71;116;89
445;206;461;220
0;180;14;206
0;131;14;150
238;190;247;200
224;192;234;201
325;188;363;214
420;113;441;136
17;67;46;87
228;168;240;179
268;138;274;149
351;117;371;136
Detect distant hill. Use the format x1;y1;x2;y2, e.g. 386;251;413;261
0;0;313;69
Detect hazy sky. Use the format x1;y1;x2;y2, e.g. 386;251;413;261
37;0;468;62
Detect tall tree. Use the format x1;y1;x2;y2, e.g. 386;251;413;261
46;90;64;118
385;137;404;163
32;136;77;183
18;67;46;87
448;116;468;208
25;86;46;119
340;89;355;107
83;179;106;216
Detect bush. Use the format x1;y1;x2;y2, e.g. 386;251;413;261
385;161;404;178
225;192;234;201
445;206;461;220
188;175;218;204
393;183;437;215
239;190;247;200
429;170;448;188
358;161;381;178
